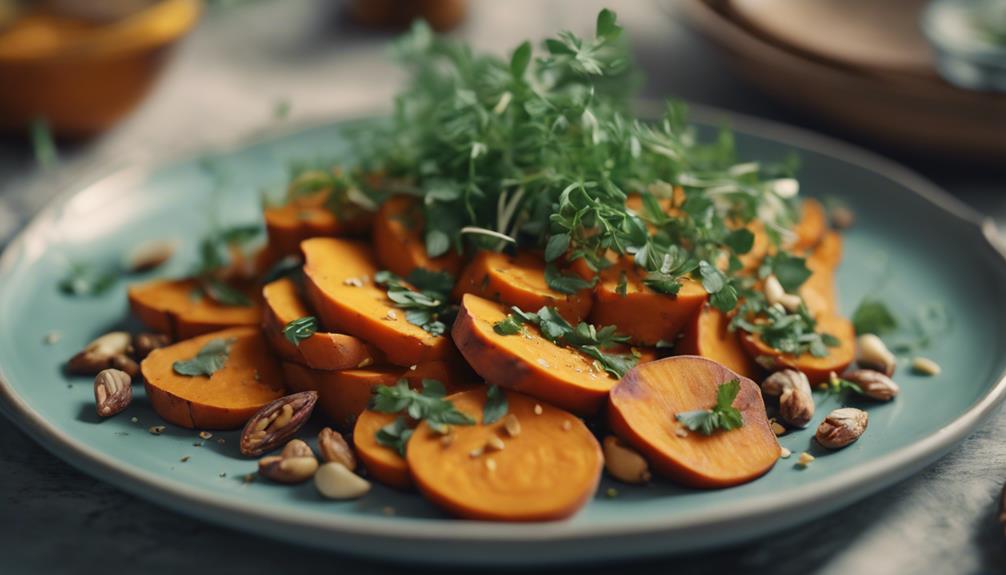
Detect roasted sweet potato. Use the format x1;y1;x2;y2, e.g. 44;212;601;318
372;195;461;278
283;359;478;430
583;256;707;346
791;198;827;251
129;278;261;340
262;277;382;370
301;237;455;366
740;314;855;383
676;306;761;379
141;327;286;429
737;220;771;272
353;409;413;489
452;293;619;415
452;250;592;323
406;388;603;521
800;231;843;317
609;355;779;488
264;188;371;257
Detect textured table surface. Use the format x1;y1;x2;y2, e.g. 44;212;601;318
1;1;1005;573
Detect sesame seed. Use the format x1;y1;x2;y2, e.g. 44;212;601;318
780;447;792;459
533;404;543;415
561;420;572;431
485;458;497;472
797;452;815;467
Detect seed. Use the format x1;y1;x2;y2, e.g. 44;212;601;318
273;403;294;429
763;275;801;312
561;420;572;431
148;426;165;435
797;452;815;467
409;365;417;371
239;391;319;456
259;454;319;484
857;334;896;376
533;404;543;415
603;436;651;484
253;417;270;432
536;358;550;368
199;431;213;440
816;407;869;449
314;462;371;499
911;356;941;376
762;370;814;428
771;421;787;436
485;435;505;451
281;439;315;459
503;413;521;437
343;277;363;287
485;458;497;472
780;447;792;459
469;446;484;458
440;434;455;447
130;417;138;423
180;456;190;463
674;426;689;438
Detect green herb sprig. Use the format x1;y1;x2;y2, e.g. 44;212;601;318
172;338;235;377
283;316;318;346
375;269;457;335
675;379;744;435
370;379;476;455
493;306;637;377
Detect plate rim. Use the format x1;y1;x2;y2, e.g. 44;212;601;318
2;102;1005;552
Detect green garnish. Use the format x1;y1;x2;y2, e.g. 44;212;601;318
675;379;744;435
375;269;457;335
172;338;235;377
826;372;864;397
30;118;58;169
852;297;898;336
191;223;262;307
493;306;637;377
59;263;118;297
482;384;508;425
370;379;476;454
283;316;318;346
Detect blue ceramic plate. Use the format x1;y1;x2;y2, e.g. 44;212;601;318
2;106;1005;566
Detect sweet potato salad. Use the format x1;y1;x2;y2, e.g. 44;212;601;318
69;9;901;522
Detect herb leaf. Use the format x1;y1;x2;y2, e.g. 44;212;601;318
375;416;414;457
283;316;318;346
59;263;118;297
370;379;475;450
483;384;508;424
852;297;897;336
675;379;744;435
200;278;251;307
172;338;235;377
375;270;457;335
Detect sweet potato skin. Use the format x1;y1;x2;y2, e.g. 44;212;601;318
407;388;603;521
740;314;855;384
262;278;382;370
372;195;461;278
128;278;261;340
353;409;413;489
585;257;707;346
676;305;761;380
609;355;779;488
301;237;454;366
453;250;592;323
283;359;478;430
452;294;618;416
141;327;286;429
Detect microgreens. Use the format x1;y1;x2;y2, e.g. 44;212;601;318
493;306;637;377
675;379;744;435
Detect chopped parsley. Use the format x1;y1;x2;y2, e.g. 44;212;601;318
482;384;508;424
375;269;457;335
370;379;475;454
675;379;744;435
172;338;235;377
852;297;898;336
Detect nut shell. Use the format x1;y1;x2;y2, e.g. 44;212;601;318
239;391;318;456
94;368;132;417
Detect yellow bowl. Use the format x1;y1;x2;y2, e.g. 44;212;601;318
0;0;200;137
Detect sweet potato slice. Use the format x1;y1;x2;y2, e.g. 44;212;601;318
301;237;454;366
141;327;286;429
129;278;261;340
740;314;855;383
586;256;707;346
283;359;478;430
791;198;827;251
372;195;461;278
353;409;413;489
407;388;603;521
452;250;592;323
676;306;761;379
800;231;843;317
608;355;779;488
452;293;619;415
262;277;382;370
264;188;372;257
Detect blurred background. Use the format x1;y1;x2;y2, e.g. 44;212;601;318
0;1;1004;573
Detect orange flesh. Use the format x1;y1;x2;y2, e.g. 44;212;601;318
676;306;761;380
261;277;382;370
283;359;478;431
608;355;779;488
128;278;260;340
588;257;708;346
372;195;461;278
452;294;618;416
740;314;855;384
406;388;603;521
353;409;413;490
452;250;592;322
140;327;286;429
301;237;454;366
264;189;371;257
791;198;827;251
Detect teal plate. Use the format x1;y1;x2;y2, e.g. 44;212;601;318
2;107;1006;566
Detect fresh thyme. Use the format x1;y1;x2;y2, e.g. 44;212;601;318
675;379;744;435
493;306;637;377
